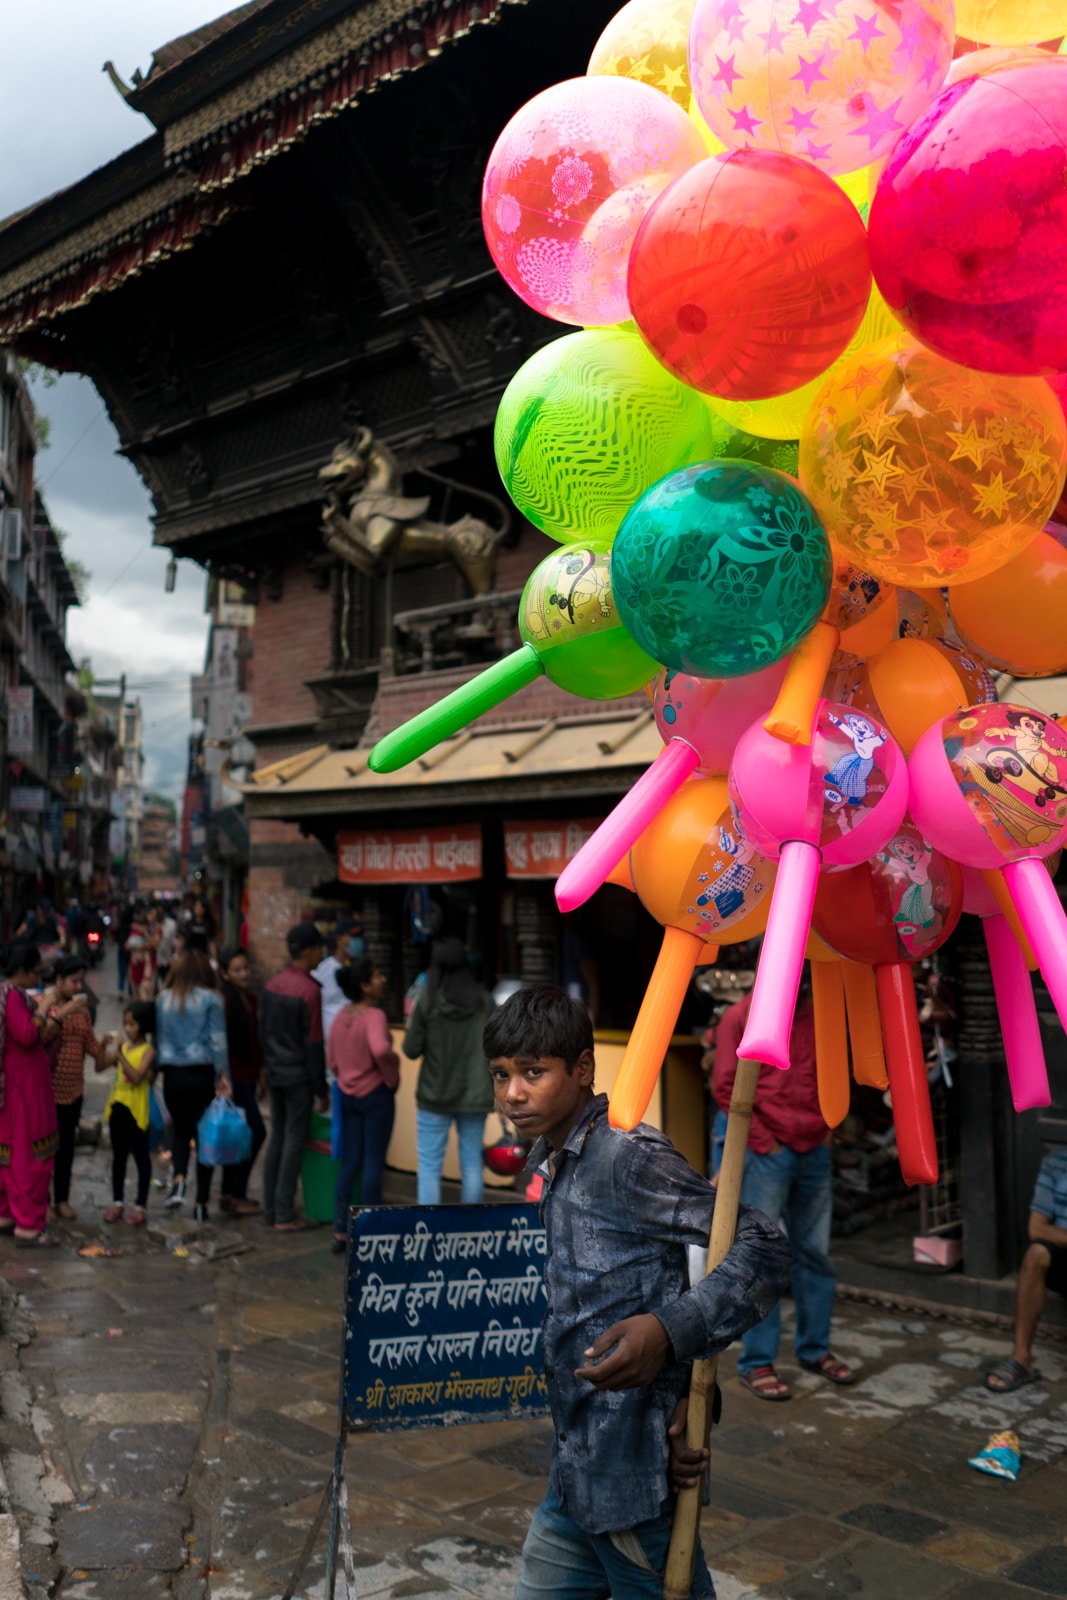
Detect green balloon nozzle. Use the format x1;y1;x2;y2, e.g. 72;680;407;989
367;542;659;775
367;646;542;773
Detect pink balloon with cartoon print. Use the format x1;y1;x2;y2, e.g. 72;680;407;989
960;866;1049;1113
910;703;1067;1043
481;76;707;328
727;699;909;1069
554;659;787;912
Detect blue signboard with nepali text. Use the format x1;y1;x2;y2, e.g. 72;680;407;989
344;1204;549;1430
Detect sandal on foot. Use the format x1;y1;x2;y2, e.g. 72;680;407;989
739;1365;792;1401
102;1204;124;1223
15;1230;60;1249
331;1234;347;1255
985;1357;1041;1394
800;1353;856;1386
125;1207;147;1227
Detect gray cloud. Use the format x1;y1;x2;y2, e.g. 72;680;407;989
1;4;221;810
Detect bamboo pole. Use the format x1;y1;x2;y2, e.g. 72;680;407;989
663;1056;761;1599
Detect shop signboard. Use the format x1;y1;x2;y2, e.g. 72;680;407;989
504;818;602;878
337;824;481;884
344;1204;548;1431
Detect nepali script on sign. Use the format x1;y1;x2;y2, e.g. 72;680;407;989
344;1204;549;1430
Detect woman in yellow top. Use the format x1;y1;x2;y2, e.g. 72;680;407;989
97;1001;156;1225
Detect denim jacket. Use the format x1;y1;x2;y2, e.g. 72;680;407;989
532;1094;789;1535
156;988;229;1080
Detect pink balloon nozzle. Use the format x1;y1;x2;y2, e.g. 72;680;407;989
555;738;699;913
738;839;821;1071
983;914;1050;1113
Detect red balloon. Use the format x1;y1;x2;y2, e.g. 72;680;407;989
627;149;871;402
813;823;963;968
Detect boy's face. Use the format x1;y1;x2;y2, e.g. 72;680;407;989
489;1050;596;1152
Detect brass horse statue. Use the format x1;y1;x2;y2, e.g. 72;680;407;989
320;429;509;597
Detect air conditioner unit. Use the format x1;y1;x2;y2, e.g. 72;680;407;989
1;509;23;561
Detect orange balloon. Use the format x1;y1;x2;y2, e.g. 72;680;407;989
610;777;775;1130
950;529;1067;677
812;960;850;1128
833;637;997;755
629;776;776;942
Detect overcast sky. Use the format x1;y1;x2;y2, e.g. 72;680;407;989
0;3;233;802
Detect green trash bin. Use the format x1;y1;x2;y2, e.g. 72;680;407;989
300;1109;360;1224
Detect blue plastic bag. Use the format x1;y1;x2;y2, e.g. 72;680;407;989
147;1087;165;1152
197;1096;252;1167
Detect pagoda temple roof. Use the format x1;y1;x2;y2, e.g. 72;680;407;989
0;0;528;345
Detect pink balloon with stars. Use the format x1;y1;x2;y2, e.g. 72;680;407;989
688;0;955;176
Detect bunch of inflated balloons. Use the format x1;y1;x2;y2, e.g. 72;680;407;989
370;0;1067;1187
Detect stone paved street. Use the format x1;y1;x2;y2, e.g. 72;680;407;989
0;967;1064;1597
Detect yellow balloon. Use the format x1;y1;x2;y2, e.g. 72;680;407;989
706;283;901;441
686;93;726;154
955;0;1066;44
588;0;697;109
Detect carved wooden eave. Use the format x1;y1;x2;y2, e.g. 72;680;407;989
0;0;528;346
138;0;531;191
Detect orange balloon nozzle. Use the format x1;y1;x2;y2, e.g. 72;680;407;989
608;926;704;1131
762;620;839;746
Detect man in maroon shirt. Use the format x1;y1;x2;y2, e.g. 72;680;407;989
714;976;854;1401
259;924;328;1230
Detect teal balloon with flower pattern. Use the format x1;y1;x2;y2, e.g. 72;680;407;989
611;461;832;678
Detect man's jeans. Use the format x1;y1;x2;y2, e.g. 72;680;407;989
514;1486;715;1600
738;1142;835;1374
263;1082;314;1225
416;1109;485;1205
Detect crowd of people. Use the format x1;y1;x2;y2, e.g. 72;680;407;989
0;891;501;1246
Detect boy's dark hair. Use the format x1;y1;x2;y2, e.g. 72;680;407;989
483;984;593;1070
124;1001;156;1040
338;956;377;1001
56;954;87;980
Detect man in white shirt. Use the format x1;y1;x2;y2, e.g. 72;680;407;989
314;916;362;1054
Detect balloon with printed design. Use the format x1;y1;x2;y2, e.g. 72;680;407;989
368;541;657;773
955;0;1066;44
829;636;997;754
611;460;833;678
494;328;720;543
799;336;1067;587
869;60;1067;375
588;0;698;108
555;659;789;911
909;704;1067;1045
811;819;961;1183
627;149;871;400
608;775;777;1130
688;0;955;176
481;76;707;328
950;529;1067;679
727;698;909;1071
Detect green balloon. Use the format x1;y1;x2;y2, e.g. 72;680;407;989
519;541;658;697
495;328;719;543
612;461;832;679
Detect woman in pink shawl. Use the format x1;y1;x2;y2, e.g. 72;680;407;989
0;941;63;1247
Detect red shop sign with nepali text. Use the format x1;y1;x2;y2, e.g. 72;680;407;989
504;819;602;879
337;824;482;885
